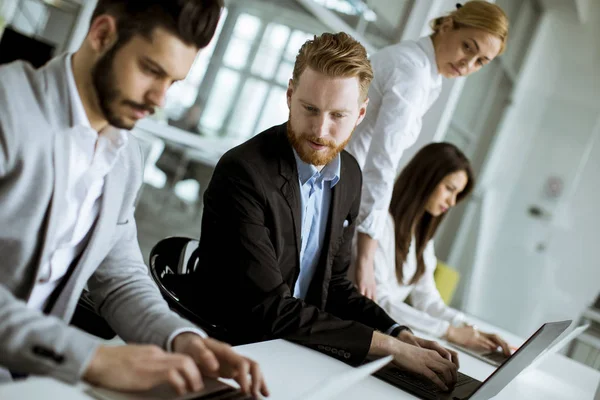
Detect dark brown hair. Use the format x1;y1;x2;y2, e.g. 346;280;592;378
91;0;224;49
292;32;373;102
390;143;474;285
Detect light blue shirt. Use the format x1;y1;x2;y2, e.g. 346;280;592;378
292;151;341;300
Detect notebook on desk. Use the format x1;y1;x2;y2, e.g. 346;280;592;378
370;320;571;400
86;355;394;400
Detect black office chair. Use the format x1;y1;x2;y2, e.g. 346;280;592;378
149;236;228;339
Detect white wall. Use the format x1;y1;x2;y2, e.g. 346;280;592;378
367;0;411;35
0;0;18;23
465;4;600;336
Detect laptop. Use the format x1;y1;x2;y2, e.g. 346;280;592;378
450;322;588;368
86;355;394;400
370;320;571;400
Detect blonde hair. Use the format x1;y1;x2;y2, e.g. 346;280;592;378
291;32;373;101
431;1;509;55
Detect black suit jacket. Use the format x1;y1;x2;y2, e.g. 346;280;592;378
188;123;403;365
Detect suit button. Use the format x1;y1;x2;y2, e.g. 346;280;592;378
318;345;325;350
332;348;338;355
324;346;331;351
344;352;351;359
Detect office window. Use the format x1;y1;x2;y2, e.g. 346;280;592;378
162;1;326;138
163;8;228;120
194;6;317;138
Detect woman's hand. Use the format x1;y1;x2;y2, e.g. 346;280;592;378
355;257;377;300
446;325;511;356
355;232;379;300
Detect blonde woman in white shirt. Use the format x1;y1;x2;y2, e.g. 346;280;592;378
349;1;510;300
374;142;510;355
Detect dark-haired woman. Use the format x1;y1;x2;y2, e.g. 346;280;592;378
373;142;510;355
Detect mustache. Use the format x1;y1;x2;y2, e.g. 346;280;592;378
123;100;155;114
306;136;336;148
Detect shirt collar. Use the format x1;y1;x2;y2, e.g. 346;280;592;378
292;149;341;188
416;36;442;85
65;54;92;129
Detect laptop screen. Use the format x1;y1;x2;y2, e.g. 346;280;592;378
470;320;571;400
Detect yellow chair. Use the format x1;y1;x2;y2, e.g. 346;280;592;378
434;261;460;305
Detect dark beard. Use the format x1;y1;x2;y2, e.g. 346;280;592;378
91;43;154;130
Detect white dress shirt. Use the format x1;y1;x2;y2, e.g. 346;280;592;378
374;214;465;338
347;36;442;240
27;55;128;311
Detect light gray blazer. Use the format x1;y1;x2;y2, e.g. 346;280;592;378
0;55;199;383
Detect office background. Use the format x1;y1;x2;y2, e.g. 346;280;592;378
1;0;599;369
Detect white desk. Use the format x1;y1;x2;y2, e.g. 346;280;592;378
1;329;598;400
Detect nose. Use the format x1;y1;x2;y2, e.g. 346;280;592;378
459;56;479;75
146;80;171;108
448;194;457;207
311;113;328;138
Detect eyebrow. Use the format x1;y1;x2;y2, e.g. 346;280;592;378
470;38;492;62
142;56;185;82
142;57;166;75
299;100;350;114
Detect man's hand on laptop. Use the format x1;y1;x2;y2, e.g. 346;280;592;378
172;334;270;398
397;330;460;367
83;336;269;398
370;331;458;391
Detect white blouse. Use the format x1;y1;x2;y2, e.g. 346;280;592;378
374;214;465;337
347;36;443;241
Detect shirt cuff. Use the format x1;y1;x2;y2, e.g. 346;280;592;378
385;324;412;337
451;312;466;327
357;209;388;240
166;327;208;352
385;323;400;336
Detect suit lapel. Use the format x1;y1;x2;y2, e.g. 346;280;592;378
34;127;70;283
49;166;122;318
277;127;302;261
35;56;74;272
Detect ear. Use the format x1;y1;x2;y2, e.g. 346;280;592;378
439;16;454;34
355;97;369;126
87;14;119;53
286;79;294;110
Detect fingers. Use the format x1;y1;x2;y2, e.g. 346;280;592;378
488;334;511;356
477;336;497;352
448;348;460;369
422;339;452;361
360;285;376;300
186;338;220;376
249;360;270;398
159;353;204;395
204;339;269;396
165;368;188;396
422;368;449;391
234;357;251;394
430;356;458;388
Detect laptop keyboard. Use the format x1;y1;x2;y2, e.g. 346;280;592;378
483;351;509;364
377;365;474;394
192;387;257;400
